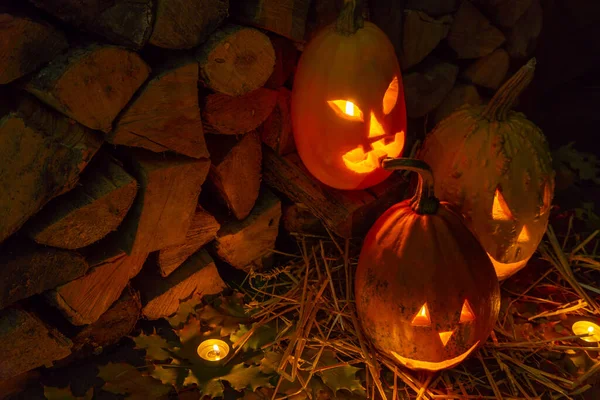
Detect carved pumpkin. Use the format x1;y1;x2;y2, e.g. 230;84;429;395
355;158;500;371
291;0;407;190
419;59;555;280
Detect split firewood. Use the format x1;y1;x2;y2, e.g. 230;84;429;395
25;44;151;132
212;188;282;271
68;288;141;360
0;307;72;381
47;251;149;325
0;238;89;310
0;95;102;244
135;249;225;320
264;35;300;89
447;1;506;59
109;61;208;159
157;205;221;277
403;61;459;118
402;10;453;70
368;0;405;57
405;0;459;16
149;0;228;49
109;149;210;255
506;0;542;60
29;0;153;49
281;203;327;236
258;87;296;155
462;48;510;89
262;147;409;238
202;87;278;135
205;131;262;220
472;0;533;28
25;152;138;249
229;0;311;42
0;13;68;84
432;84;482;126
197;24;276;96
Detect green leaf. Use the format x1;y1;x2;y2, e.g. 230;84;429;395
150;365;180;386
133;330;173;361
259;351;283;374
230;322;278;352
44;386;93;400
97;362;171;400
317;351;365;396
198;304;248;337
167;293;203;328
221;363;273;392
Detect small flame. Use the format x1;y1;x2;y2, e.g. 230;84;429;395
213;344;220;355
345;101;355;116
589;326;595;333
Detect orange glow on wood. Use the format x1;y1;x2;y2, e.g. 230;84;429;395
438;330;454;346
460;300;475;322
492;188;514;220
411;303;431;326
517;225;530;243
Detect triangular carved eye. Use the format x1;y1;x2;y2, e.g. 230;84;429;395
517;225;530;243
459;300;475;323
328;100;364;121
411;303;431;326
492;187;514;221
382;76;399;115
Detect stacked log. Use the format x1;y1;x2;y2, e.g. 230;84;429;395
0;0;545;384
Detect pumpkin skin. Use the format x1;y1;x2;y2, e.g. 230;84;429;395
291;5;407;190
355;159;500;372
419;59;555;280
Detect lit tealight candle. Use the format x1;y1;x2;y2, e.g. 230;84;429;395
572;321;600;342
197;339;230;361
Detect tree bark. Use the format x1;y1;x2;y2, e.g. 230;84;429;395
0;95;102;244
25;44;151;132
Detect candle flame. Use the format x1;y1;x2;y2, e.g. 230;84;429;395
589;326;594;333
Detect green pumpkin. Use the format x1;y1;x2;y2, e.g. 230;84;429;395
419;59;555;280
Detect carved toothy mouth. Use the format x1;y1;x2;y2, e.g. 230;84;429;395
341;131;404;174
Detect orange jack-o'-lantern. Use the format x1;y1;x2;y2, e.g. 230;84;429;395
355;158;500;371
419;59;555;280
291;0;406;190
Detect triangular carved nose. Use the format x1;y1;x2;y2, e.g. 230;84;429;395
439;330;454;346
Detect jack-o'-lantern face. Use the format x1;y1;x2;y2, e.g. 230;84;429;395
292;22;407;190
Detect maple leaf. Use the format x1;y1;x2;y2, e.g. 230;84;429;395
150;364;180;386
97;362;172;400
220;363;273;392
316;351;366;397
259;351;283;374
167;293;204;328
230;322;278;352
133;330;174;361
43;386;92;400
198;304;248;337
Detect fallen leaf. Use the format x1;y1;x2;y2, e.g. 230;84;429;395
198;304;248;337
97;362;171;400
133;330;174;361
259;351;283;374
230;323;278;352
150;365;180;386
317;351;365;396
167;293;204;328
44;386;93;400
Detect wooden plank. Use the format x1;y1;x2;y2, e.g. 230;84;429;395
262;146;410;238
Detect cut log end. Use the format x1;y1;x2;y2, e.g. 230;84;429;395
197;24;276;96
403;61;459;118
0;13;68;84
258;87;296;155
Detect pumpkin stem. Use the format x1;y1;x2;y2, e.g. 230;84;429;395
482;58;536;121
336;0;364;35
381;158;439;215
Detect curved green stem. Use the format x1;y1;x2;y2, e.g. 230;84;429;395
482;58;536;121
335;0;364;35
381;157;439;215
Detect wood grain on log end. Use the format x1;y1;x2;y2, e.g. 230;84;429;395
197;24;275;96
25;44;151;132
25;153;138;249
258;87;296;155
0;13;68;84
110;61;208;159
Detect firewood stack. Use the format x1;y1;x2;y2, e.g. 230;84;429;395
0;0;542;382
